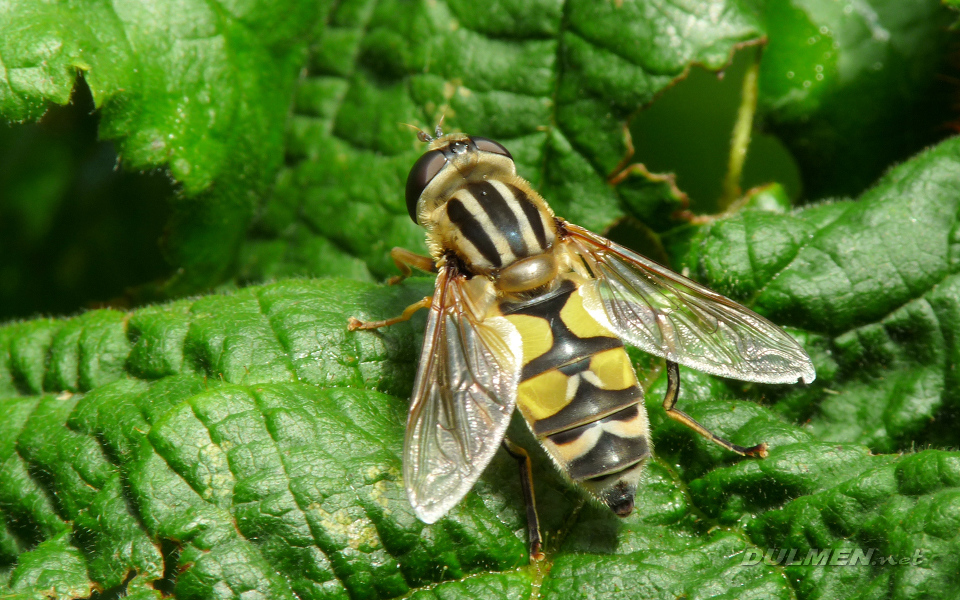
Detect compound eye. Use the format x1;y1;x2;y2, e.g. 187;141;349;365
470;136;513;160
405;150;446;222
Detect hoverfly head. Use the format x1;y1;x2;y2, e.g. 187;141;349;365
404;128;516;224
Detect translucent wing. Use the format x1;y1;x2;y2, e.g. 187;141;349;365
404;268;523;523
563;223;815;384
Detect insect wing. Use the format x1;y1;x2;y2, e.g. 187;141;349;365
404;268;523;523
564;223;815;384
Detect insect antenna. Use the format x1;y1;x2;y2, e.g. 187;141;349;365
401;123;434;143
401;113;446;144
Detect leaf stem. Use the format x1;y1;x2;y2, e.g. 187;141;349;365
719;53;760;211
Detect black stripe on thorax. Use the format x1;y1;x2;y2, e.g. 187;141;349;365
467;181;528;258
446;197;502;268
507;183;548;250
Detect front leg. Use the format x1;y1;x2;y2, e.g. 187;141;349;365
386;247;437;285
347;247;436;331
347;296;432;331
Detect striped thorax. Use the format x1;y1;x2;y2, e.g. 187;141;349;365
409;134;560;289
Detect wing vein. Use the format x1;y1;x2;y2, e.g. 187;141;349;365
403;268;522;523
562;223;816;384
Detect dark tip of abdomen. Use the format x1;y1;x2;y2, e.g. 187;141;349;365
578;460;645;519
602;480;636;517
607;493;635;517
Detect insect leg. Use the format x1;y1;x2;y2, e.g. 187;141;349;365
387;247;438;285
661;361;769;458
347;296;432;331
501;438;545;561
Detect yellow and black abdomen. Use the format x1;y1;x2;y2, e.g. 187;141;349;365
501;279;651;515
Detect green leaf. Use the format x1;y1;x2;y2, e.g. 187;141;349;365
241;0;763;281
1;0;763;308
3;531;94;600
756;0;955;198
0;97;173;320
2;1;959;599
2;136;960;598
0;0;321;293
680;135;960;454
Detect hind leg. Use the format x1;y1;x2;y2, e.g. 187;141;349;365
661;361;768;458
502;438;545;561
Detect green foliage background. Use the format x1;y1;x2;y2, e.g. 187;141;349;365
1;1;959;599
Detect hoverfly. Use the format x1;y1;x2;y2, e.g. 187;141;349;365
348;126;815;558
